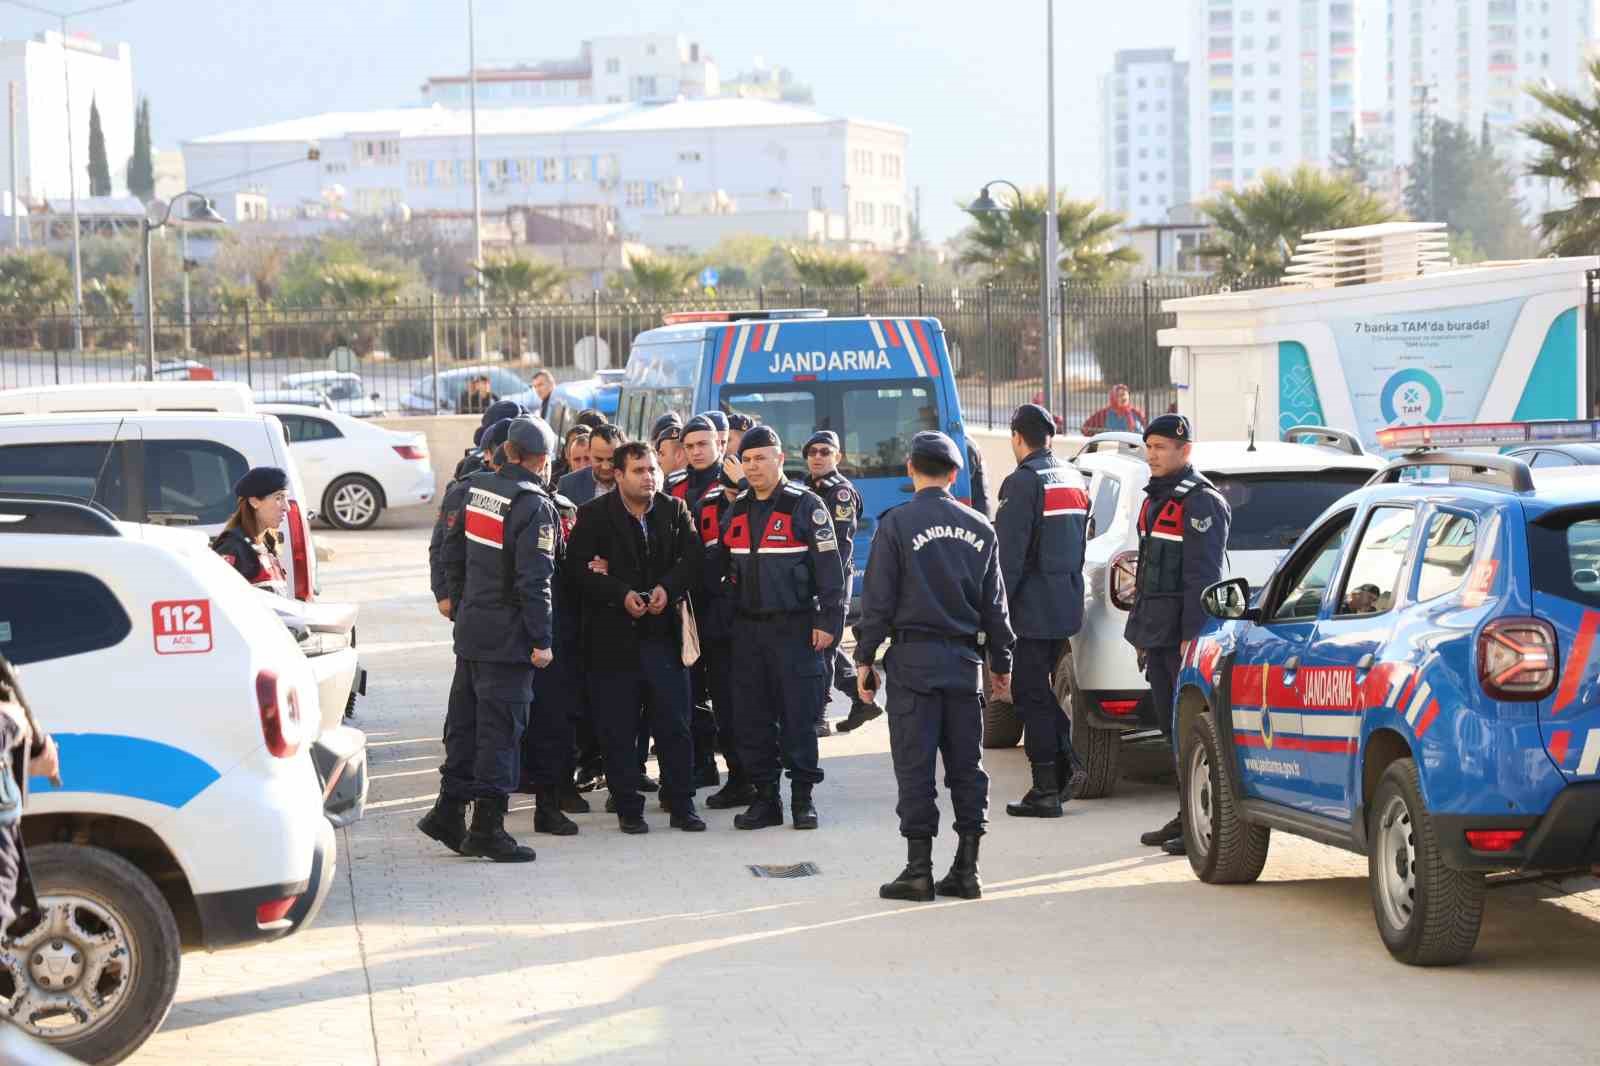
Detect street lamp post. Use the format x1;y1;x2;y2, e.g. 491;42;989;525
1043;0;1059;416
466;0;486;359
969;178;1051;414
141;191;225;377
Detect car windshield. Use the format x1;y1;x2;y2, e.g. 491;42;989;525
838;381;939;480
1205;470;1373;551
721;387;817;478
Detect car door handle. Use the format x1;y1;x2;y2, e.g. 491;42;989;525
1355;653;1375;675
1282;655;1300;681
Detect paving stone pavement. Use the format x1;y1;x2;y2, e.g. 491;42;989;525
132;517;1600;1066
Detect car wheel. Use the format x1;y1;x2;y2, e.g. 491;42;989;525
2;844;182;1065
1180;710;1270;884
980;664;1023;749
324;475;384;531
1056;651;1121;799
1367;758;1485;966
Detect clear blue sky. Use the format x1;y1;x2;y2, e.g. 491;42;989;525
8;0;1189;241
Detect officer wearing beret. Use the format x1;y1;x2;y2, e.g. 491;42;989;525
211;466;291;593
694;461;755;810
712;425;846;831
421;416;559;863
431;418;511;619
520;479;585;836
652;413;687;477
665;413;727;788
801;429;873;737
856;432;1015;902
1124;414;1230;856
453;399;526;482
996;403;1091;818
725;411;754;456
701;409;730;454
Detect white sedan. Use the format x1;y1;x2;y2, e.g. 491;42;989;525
259;404;435;530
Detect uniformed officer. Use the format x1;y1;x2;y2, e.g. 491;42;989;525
419;416;558;863
695;461;755;810
1124;413;1230;856
521;483;583;835
667;413;726;787
714;425;846;831
210;466;291;595
430;418;511;619
801;429;874;737
726;411;754;457
652;412;687;477
703;409;730;456
855;431;1015;902
452;399;525;482
996;403;1091;818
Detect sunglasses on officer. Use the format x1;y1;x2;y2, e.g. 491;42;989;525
804;445;836;459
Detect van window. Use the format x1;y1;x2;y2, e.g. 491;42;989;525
0;568;130;665
0;442;130;515
144;440;248;525
838;382;939;479
722;387;819;475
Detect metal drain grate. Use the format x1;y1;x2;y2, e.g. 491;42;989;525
748;862;821;878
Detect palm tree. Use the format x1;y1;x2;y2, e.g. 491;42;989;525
318;263;404;306
1524;58;1600;256
787;246;869;287
958;188;1138;284
612;255;696;297
1198;165;1397;282
471;255;568;302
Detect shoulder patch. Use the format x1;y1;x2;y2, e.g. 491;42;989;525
537;523;556;552
1191;515;1213;533
812;507;829;526
836;488;851;502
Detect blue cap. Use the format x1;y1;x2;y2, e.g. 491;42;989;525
910;430;963;469
491;444;508;467
1010;403;1056;439
804;430;840;453
701;410;729;432
682;415;717;440
1143;413;1193;443
738;424;781;455
651;412;683;445
233;466;288;500
508;415;554;456
480;398;525;428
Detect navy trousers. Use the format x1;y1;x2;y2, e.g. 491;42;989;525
884;639;989;839
440;657;533;801
733;614;826;788
590;637;693;818
701;639;743;780
523;651;578;792
1016;638;1074;765
1144;644;1183;756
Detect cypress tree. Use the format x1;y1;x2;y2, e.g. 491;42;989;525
86;96;111;197
126;97;154;203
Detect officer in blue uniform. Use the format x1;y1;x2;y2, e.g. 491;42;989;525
669;415;728;785
694;463;754;810
420;416;558;863
856;431;1015;903
430;418;511;619
521;484;583;836
801;429;874;737
452;399;525;482
1123;413;1230;856
714;425;846;831
996;403;1091;818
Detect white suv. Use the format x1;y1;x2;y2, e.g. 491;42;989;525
0;495;334;1064
984;428;1384;798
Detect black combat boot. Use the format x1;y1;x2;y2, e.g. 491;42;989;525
879;837;935;902
694;754;721;789
791;781;819;830
734;783;784;830
461;796;537;863
669;797;707;832
534;789;579;836
1140;813;1182;847
835;699;883;734
416;793;469;855
934;833;983;900
639;774;660;793
814;716;833;737
559;780;591;814
618;808;650;834
705;773;755;810
1005;762;1064;818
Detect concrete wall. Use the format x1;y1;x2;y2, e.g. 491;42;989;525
966;427;1088;513
375;415;479;495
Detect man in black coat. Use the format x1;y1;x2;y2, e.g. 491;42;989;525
567;441;706;834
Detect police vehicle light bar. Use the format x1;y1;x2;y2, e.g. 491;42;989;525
1376;419;1600;452
661;308;828;325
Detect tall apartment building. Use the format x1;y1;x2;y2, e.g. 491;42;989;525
420;33;720;108
1100;49;1190;224
1188;0;1360;196
1384;0;1598;217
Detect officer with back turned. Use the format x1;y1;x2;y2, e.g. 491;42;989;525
1124;413;1229;856
420;416;558;863
995;403;1090;819
855;431;1014;903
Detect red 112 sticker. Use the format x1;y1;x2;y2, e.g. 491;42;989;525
152;600;213;655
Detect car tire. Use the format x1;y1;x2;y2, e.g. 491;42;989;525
1367;758;1485;966
1056;651;1121;799
1181;710;1270;884
980;664;1023;748
5;844;182;1065
323;474;385;531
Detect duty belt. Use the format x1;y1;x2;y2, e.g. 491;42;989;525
892;629;979;652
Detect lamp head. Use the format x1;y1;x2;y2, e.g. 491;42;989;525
968;185;1002;214
182;196;227;225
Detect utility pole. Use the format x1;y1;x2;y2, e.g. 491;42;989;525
7;81;19;249
1043;0;1060;414
467;0;485;359
60;20;83;351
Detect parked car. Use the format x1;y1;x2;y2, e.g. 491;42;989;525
0;494;335;1061
982;427;1385;802
0;381;254;416
252;387;334;410
145;358;215;381
281;371;386;419
1176;419;1600;965
508;369;624;435
399;366;530;414
259;404;433;530
1506;442;1600;468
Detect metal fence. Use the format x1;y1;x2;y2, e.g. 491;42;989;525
0;277;1269;428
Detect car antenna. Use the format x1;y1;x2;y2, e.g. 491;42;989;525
1246;384;1260;452
87;416;126;514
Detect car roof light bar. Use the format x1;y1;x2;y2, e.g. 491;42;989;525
1377;420;1600;452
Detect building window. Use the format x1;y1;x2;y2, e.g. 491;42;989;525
624;181;648;207
605;58;620;74
569;156;592;182
597;155;620;182
677;150;702;163
633;75;658;97
354;139;399;167
812;186;824;210
540;157;559;183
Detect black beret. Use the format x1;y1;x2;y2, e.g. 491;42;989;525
574;408;607;430
482;417;514;450
726;412;755;432
234;466;288;500
651;412;683;445
509;415;555;456
492;444;508;467
738;424;781;455
804;430;840;452
682;415;717;440
1011;402;1056;439
701;410;729;432
910;430;963;469
1144;413;1193;443
480;398;525;427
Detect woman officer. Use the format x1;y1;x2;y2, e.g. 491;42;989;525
210;466;291;595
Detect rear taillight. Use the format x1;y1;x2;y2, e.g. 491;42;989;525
1100;698;1139;716
256;895;300;925
256;669;304;758
1465;829;1525;852
1477;618;1558;700
287;499;314;603
1109;551;1139;611
393;444;428;461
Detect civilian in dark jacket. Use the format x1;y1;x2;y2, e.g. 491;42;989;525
567;442;705;834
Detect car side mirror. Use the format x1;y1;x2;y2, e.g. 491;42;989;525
1202;577;1254;621
370;392;381;401
1576;568;1599;586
